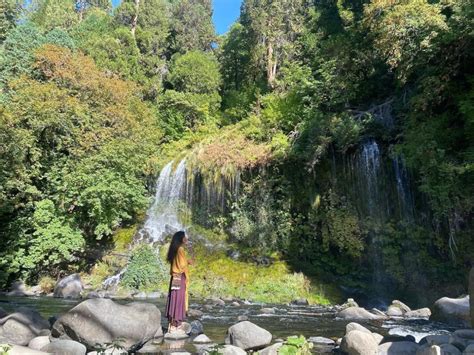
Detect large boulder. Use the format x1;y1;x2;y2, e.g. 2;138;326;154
41;339;87;355
0;308;50;345
433;295;470;326
449;329;474;351
225;321;272;350
259;343;283;355
54;274;83;299
387;305;405;317
470;267;474;328
51;298;162;351
28;336;51;350
419;334;450;346
341;330;378;355
338;307;383;320
378;341;419;355
346;322;372;335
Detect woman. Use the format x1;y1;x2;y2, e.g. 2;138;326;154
165;231;193;333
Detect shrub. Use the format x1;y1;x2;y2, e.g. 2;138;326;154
121;244;165;290
38;275;55;294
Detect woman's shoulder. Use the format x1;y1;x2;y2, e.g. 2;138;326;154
178;246;185;253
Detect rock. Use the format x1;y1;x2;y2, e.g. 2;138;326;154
164;331;189;340
440;344;462;355
147;291;161;299
231;302;240;307
51;298;162;351
30;285;44;296
85;291;101;299
209;298;225;306
28;336;51;350
0;308;50;345
87;347;128;354
194;334;212;344
225;321;272;350
449;329;474;350
372;333;384;344
464;344;474;354
41;339;87;355
371;308;388;318
6;281;34;297
417;345;442;355
345;322;372;335
392;300;412;313
433;295;470;326
308;336;335;345
0;307;7;318
219;345;247;355
53;274;83;299
341;330;378;355
470;267;474;328
190;320;204;335
237;315;248;322
405;308;432;319
259;343;283;355
203;305;213;311
387;305;405;317
187;309;203;318
259;307;275;314
338;306;383;320
179;321;192;335
378;341;419;355
8;345;50;355
342;298;359;309
419;335;451;346
291;299;309;306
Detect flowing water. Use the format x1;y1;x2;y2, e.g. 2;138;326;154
0;295;455;354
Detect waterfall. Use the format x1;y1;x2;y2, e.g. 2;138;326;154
103;159;188;289
136;159;187;243
393;156;415;222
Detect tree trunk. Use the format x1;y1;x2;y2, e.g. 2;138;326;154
266;41;277;89
131;0;140;37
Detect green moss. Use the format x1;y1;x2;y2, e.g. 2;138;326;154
113;226;137;252
157;238;336;304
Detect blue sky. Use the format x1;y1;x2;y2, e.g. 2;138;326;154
111;0;241;34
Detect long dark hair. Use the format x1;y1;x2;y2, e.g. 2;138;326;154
167;231;186;264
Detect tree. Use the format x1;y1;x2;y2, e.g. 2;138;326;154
169;0;215;54
29;0;78;31
0;0;21;43
240;0;306;88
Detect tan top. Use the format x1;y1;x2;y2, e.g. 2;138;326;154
170;245;189;310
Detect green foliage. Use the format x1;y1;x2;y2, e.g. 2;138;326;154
30;0;78;31
0;0;21;43
121;244;165;290
278;336;314;355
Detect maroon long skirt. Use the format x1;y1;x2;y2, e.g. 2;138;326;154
165;273;186;325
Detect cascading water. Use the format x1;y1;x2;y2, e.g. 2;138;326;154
136;159;187;243
103;159;188;289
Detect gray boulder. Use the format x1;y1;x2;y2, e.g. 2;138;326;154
449;329;474;351
190;320;204;335
259;308;276;314
194;334;212;344
342;298;360;309
341;330;378;355
0;307;7;318
54;274;83;299
225;321;272;350
308;336;335;345
42;339;87;355
405;308;432;319
419;334;451;346
392;300;412;313
346;322;372;335
372;333;384;345
464;344;474;354
378;341;419;355
187;309;203;318
439;344;462;355
28;336;51;350
338;307;383;320
51;298;162;351
237;315;248;322
0;308;50;345
433;296;470;326
291;299;309;305
220;345;247;355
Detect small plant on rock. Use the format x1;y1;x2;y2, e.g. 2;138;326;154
278;335;313;355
